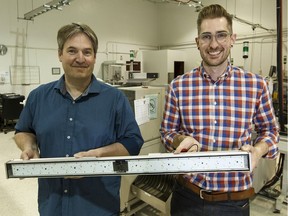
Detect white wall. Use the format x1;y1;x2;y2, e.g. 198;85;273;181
0;0;160;96
157;0;287;76
0;0;287;98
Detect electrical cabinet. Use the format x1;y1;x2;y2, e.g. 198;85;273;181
118;86;167;215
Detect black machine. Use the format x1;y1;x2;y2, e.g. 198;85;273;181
0;93;25;134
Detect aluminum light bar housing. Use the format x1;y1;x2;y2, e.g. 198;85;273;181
6;151;251;179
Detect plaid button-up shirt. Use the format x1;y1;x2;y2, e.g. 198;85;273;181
160;63;279;192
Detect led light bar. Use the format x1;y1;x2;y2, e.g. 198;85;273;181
6;151;251;179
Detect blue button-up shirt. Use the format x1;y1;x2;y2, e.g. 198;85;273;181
15;75;144;216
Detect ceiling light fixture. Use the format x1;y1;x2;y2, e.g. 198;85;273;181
145;0;203;11
21;0;74;21
174;0;203;11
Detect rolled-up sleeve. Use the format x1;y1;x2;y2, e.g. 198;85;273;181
160;83;182;151
253;80;279;159
116;92;144;155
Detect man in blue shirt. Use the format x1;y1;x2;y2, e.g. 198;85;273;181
14;23;144;216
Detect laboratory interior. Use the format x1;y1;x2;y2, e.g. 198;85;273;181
0;0;287;215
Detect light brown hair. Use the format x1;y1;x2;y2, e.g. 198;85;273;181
57;23;98;54
197;4;233;34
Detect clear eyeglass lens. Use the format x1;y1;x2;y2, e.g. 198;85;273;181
200;32;230;43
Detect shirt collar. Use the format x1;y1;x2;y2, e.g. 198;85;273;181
200;62;232;81
54;75;101;96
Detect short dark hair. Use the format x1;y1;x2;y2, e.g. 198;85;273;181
197;4;233;34
57;23;98;54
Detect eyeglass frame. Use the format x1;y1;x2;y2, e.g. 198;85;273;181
197;31;232;44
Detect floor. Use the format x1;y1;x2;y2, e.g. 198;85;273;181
0;131;287;216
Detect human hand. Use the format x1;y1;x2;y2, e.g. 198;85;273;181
240;144;262;171
65;151;94;179
74;149;99;158
19;149;39;179
174;136;200;154
69;150;100;179
20;149;39;160
64;176;84;179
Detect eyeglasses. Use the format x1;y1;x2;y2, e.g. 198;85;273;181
198;32;231;44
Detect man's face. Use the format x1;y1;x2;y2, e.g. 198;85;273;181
58;33;96;81
196;17;236;68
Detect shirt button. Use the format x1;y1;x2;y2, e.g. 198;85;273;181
64;190;68;193
66;154;69;157
72;101;76;104
69;118;73;121
214;120;217;125
67;136;71;139
214;101;217;105
213;139;216;143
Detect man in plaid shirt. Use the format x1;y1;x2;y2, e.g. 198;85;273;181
160;4;279;216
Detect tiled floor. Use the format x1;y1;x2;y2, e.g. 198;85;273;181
0;131;287;216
